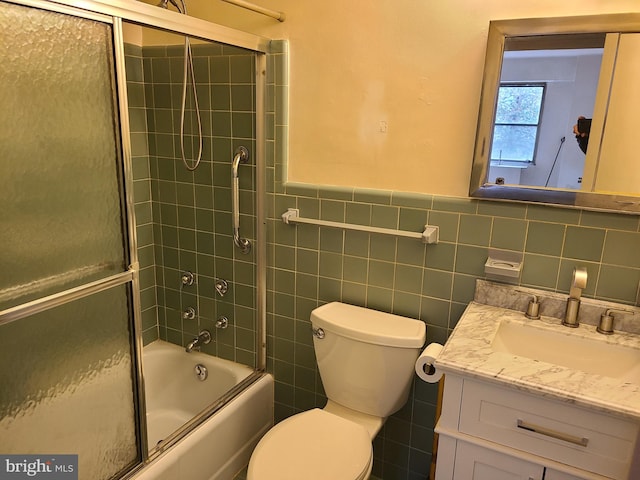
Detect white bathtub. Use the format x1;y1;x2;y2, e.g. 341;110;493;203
131;340;273;480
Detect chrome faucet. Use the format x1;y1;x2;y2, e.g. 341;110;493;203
185;330;212;352
562;267;587;328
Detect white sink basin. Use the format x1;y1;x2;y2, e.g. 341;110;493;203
492;319;640;383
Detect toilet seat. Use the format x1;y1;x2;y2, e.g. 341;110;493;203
247;408;372;480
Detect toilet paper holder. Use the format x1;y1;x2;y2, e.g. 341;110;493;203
421;362;437;375
415;343;444;383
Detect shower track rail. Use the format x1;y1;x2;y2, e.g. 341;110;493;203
281;208;439;244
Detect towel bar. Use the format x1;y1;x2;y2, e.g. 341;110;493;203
281;208;438;244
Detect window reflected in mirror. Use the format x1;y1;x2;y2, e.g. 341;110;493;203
487;34;604;191
490;84;545;166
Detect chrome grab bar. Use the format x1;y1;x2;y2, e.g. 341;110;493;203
232;146;251;254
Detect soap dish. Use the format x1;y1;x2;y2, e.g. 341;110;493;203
484;257;522;278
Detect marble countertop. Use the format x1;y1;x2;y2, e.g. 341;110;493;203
436;300;640;421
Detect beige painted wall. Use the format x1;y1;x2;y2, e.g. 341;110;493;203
141;0;639;197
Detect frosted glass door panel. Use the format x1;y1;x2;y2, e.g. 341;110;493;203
0;284;139;480
0;1;127;310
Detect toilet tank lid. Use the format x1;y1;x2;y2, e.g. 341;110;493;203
311;302;426;348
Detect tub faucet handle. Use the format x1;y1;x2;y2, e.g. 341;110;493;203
215;316;229;329
214;278;228;297
181;271;195;286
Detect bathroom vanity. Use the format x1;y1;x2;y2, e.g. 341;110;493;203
434;281;640;480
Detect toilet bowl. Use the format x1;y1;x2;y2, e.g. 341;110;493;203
247;302;426;480
247;409;372;480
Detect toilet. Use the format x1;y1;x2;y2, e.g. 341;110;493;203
248;302;426;480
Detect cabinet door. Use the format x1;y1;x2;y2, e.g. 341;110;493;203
454;442;544;480
544;468;587;480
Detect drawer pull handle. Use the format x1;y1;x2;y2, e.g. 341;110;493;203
516;419;589;447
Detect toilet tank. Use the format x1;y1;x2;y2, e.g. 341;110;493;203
311;302;426;418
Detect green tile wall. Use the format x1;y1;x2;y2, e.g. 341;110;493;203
126;40;258;366
264;41;640;480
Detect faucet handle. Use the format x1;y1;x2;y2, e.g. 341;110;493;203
214;278;228;297
525;295;540;320
198;330;212;344
215;316;229;329
597;308;635;335
516;290;541;319
597;311;615;335
181;271;195;286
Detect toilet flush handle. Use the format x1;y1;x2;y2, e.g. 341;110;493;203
312;327;325;339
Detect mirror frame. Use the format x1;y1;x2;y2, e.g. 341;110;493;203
470;13;640;214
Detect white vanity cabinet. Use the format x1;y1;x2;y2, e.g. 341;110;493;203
435;375;640;480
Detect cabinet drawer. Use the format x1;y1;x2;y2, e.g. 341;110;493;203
459;379;639;479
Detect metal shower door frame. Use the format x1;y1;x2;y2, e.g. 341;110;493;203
0;0;144;476
3;0;270;474
105;0;270;468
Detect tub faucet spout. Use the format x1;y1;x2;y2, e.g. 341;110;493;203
186;330;212;352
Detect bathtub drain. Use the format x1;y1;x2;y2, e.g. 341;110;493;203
194;364;208;381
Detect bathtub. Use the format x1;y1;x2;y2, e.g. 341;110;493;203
130;340;273;480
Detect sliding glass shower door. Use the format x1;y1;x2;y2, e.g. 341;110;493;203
0;1;142;479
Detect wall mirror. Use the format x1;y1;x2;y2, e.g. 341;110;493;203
470;14;640;214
